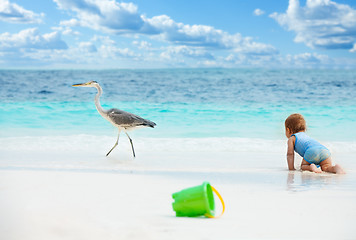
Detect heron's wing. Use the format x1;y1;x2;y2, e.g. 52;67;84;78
107;108;156;128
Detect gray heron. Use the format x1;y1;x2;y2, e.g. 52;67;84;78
72;81;156;157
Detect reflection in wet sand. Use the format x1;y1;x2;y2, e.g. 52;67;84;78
286;171;345;192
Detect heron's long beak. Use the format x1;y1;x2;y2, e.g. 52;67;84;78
72;82;89;87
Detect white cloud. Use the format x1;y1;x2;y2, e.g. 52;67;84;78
52;19;82;36
144;15;236;49
221;51;335;68
160;45;214;60
350;43;356;53
99;45;138;59
222;52;279;67
282;52;337;68
0;0;44;24
133;40;152;50
91;35;116;45
9;37;139;67
84;35;139;59
253;9;265;16
289;52;329;62
142;14;278;55
233;37;279;55
60;18;80;27
0;29;68;66
53;0;278;56
79;41;97;52
54;0;144;33
0;28;68;50
62;28;81;36
201;60;218;66
270;0;356;50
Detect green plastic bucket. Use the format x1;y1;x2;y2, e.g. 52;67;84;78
172;182;225;218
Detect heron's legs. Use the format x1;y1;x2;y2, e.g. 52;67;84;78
125;131;136;158
106;130;121;156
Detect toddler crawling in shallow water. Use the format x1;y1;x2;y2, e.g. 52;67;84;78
285;113;345;174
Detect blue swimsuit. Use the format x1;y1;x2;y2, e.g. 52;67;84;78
292;132;330;165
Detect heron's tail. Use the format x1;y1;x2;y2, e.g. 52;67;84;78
144;120;156;128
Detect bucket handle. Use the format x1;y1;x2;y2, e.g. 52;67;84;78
205;186;225;218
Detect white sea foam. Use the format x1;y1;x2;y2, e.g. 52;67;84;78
2;134;356;152
1;135;355;173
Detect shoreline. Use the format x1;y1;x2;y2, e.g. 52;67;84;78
1;135;355;171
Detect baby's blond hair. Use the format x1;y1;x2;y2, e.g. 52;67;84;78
285;113;306;134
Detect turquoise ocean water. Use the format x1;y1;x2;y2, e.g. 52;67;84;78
0;69;355;141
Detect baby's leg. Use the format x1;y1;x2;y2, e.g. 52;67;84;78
301;159;322;173
320;158;345;174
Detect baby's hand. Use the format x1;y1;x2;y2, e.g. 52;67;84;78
310;164;322;173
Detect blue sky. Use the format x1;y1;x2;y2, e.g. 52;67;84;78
0;0;355;68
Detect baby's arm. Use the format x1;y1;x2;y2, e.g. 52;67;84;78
286;137;296;170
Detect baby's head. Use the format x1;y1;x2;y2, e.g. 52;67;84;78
285;113;306;137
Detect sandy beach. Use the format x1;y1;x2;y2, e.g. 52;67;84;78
1;136;356;240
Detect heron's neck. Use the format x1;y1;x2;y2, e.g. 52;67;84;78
94;84;107;117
